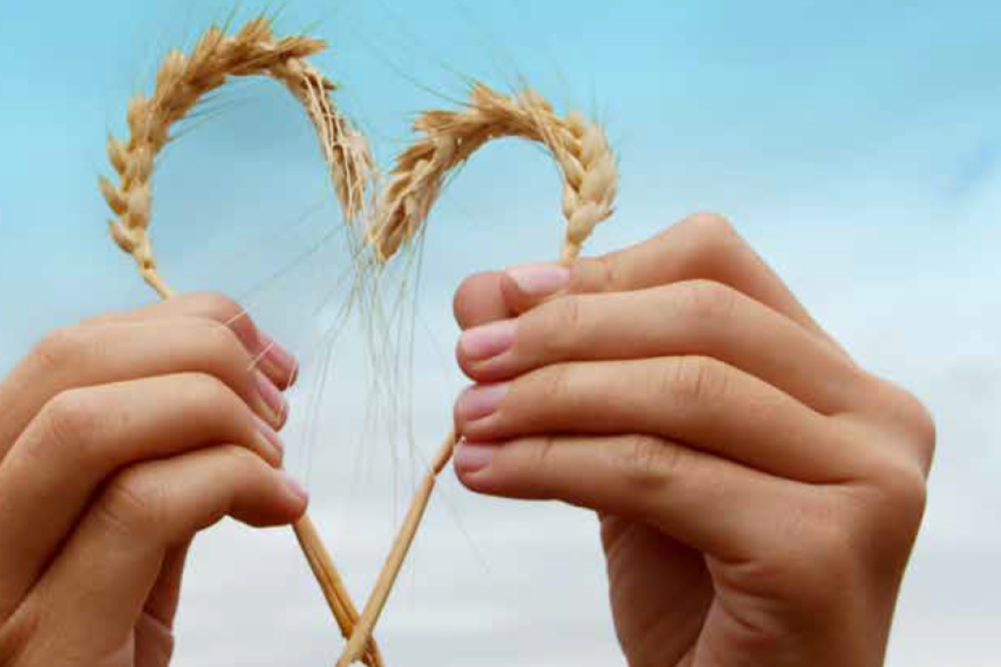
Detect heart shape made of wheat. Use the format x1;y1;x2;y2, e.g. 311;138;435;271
99;17;619;667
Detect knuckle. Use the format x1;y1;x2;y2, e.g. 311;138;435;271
538;297;585;358
574;253;619;294
223;442;265;471
538;364;573;403
608;434;681;493
555;295;584;333
185;292;258;352
683;211;738;244
216;444;270;485
894;389;937;464
525;435;559;497
97;467;167;536
679;212;746;268
30;326;91;371
675;279;738;323
662;356;730;407
536;296;588;360
39;389;104;457
184;373;241;416
867;455;929;535
868;377;938;469
188;292;246;328
199;321;249;368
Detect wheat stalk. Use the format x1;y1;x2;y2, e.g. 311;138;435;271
99;17;382;667
338;83;619;666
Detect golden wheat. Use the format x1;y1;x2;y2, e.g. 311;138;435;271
101;18;619;665
101;16;374;297
99;17;382;667
338;84;619;667
368;82;618;263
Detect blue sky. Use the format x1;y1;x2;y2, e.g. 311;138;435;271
0;2;999;666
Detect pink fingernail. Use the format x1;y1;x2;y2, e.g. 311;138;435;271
454;442;497;474
507;264;570;297
256;371;289;428
456;384;509;422
259;332;299;386
254;414;285;459
281;471;310;503
460;319;517;361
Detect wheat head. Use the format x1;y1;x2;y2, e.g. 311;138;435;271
368;82;618;263
100;16;374;296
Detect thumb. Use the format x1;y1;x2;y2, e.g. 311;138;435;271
143;540;191;629
500;263;572;315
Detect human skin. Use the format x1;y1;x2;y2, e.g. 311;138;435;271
451;213;935;667
0;294;307;667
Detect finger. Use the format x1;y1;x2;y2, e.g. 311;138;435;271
571;213;824;333
453;433;808;563
0;318;290;459
81;292;299;390
453;272;517;330
0;374;283;619
455;357;875;483
19;446;307;663
599;517;712;667
453;265;571;330
458;280;860;415
452;213;842;351
144;541;190;629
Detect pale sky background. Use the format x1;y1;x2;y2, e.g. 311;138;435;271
0;1;999;666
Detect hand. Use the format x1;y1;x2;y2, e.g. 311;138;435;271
450;214;935;667
0;293;307;667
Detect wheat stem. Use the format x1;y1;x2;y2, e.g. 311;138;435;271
340;84;617;666
295;516;385;667
337;431;456;667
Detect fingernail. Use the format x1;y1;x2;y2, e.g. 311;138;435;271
460;319;517;361
507;264;570;297
254;414;285;460
454;441;497;474
456;383;509;423
281;471;310;503
256;370;289;428
259;332;299;386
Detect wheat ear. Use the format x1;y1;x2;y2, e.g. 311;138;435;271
338;83;619;666
99;18;382;667
100;16;375;293
367;82;617;263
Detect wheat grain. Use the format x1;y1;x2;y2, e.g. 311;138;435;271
339;84;620;666
99;17;382;667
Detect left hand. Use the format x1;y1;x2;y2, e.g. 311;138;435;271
449;213;935;667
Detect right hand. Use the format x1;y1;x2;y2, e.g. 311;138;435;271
0;293;308;667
